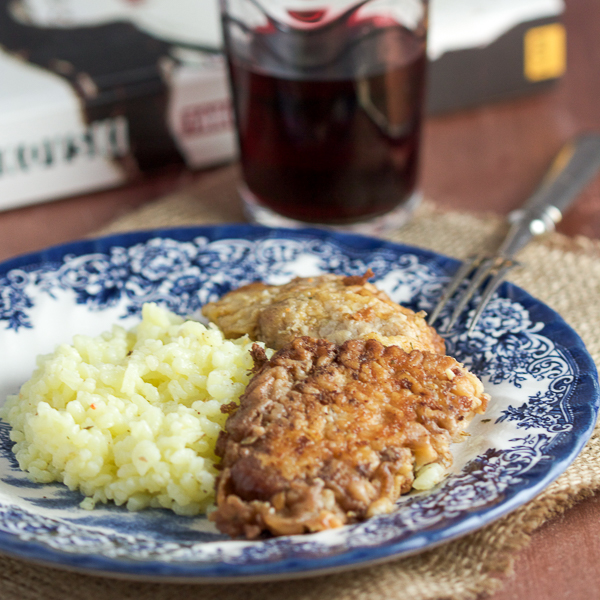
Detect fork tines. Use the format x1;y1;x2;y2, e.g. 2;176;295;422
427;254;519;335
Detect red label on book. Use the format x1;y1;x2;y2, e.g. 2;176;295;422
180;100;233;137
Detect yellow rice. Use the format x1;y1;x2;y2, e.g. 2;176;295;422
0;303;266;515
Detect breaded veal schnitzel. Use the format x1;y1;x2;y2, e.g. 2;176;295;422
210;338;488;539
201;270;445;355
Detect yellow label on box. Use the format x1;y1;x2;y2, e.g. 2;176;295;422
524;23;567;82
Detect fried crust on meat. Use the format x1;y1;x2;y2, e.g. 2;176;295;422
201;270;445;355
210;337;488;539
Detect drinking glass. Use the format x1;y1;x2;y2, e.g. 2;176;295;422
220;0;429;233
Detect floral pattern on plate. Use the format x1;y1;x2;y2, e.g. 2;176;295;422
0;225;596;581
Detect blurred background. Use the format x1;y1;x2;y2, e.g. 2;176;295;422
0;0;598;250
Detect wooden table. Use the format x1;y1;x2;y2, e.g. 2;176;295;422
1;0;600;598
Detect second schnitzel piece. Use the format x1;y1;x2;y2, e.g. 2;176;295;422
201;270;445;354
211;337;488;539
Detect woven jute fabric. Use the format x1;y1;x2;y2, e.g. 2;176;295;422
3;164;600;600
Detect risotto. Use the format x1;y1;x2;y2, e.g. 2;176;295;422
0;303;267;515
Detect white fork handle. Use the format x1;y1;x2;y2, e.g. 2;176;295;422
497;133;600;259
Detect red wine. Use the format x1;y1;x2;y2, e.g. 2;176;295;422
227;24;427;224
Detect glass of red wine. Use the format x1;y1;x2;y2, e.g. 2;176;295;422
220;0;429;233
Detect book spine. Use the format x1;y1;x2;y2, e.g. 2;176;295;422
0;108;129;211
166;60;237;169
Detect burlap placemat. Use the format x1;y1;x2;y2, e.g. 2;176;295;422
2;164;599;600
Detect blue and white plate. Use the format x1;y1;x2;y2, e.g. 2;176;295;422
0;225;597;581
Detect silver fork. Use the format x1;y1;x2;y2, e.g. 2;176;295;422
428;133;600;335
